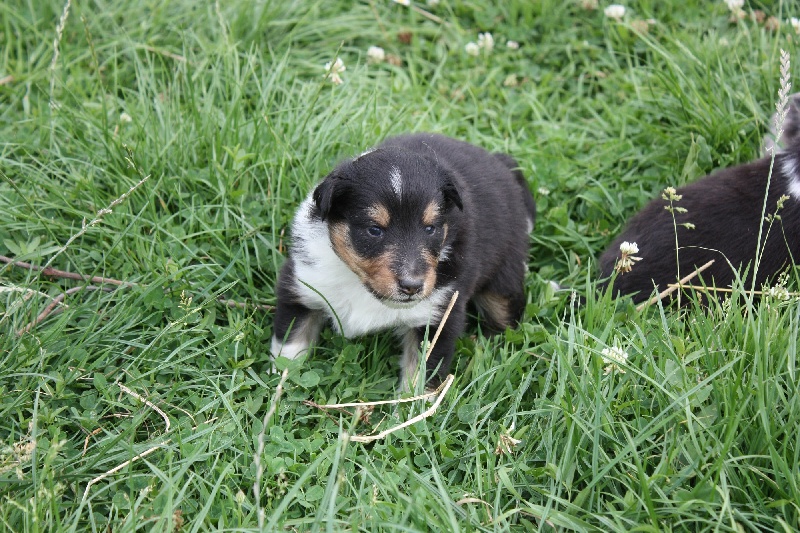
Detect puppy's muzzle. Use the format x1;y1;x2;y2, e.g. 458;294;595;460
398;276;425;296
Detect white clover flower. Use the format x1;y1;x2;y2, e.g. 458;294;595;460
324;57;346;85
537;186;550;196
506;40;520;50
724;0;744;11
601;345;629;374
791;17;800;34
367;45;386;63
465;42;480;56
392;0;410;5
619;241;639;255
604;4;626;20
615;241;641;274
119;112;132;123
477;32;494;51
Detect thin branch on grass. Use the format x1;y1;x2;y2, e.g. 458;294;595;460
139;44;187;63
0;255;137;286
635;260;715;311
665;284;800;297
82;383;172;502
82;446;163;501
3;254;272;334
218;298;273;312
302;400;374;425
117;383;171;433
16;285;114;336
423;290;459;363
82;428;102;457
455;496;493;513
313;291;459;443
348;374;455;444
254;368;289;530
410;4;445;24
317;377;453;410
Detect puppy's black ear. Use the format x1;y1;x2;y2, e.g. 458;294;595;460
441;179;463;211
312;174;340;221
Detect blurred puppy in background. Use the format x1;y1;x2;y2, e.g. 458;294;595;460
600;96;800;303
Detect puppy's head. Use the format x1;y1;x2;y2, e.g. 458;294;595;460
312;147;462;305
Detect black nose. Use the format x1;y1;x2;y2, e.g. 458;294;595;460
398;277;424;295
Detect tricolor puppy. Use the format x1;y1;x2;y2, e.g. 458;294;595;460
271;133;536;387
599;97;800;303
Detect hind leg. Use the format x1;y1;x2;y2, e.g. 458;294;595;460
473;257;527;331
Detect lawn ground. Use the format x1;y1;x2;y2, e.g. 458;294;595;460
1;0;800;531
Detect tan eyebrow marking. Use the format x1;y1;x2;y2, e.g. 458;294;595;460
422;202;439;226
367;204;391;227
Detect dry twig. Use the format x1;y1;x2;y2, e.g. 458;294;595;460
82;383;172;501
3;254;272;335
117;383;171;433
82;428;103;457
348;375;454;443
15;285;114;336
254;368;289;530
82;446;163;501
423;290;459;363
312;292;460;443
665;284;800;297
636;260;715;311
0;255;136;286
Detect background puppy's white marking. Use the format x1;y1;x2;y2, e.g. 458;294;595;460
356;148;376;160
784;154;800;199
390;165;403;197
789;179;800;200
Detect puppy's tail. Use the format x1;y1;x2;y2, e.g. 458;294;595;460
494;152;536;232
765;92;800;153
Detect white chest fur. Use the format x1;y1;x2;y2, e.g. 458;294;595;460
289;198;452;338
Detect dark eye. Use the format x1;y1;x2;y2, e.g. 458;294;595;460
424;225;436;235
367;226;384;237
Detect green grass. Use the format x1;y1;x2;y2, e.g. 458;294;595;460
2;0;800;530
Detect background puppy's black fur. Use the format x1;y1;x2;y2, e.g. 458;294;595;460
271;133;536;387
599;99;800;303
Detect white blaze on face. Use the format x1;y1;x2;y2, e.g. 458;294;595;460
390;165;403;198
